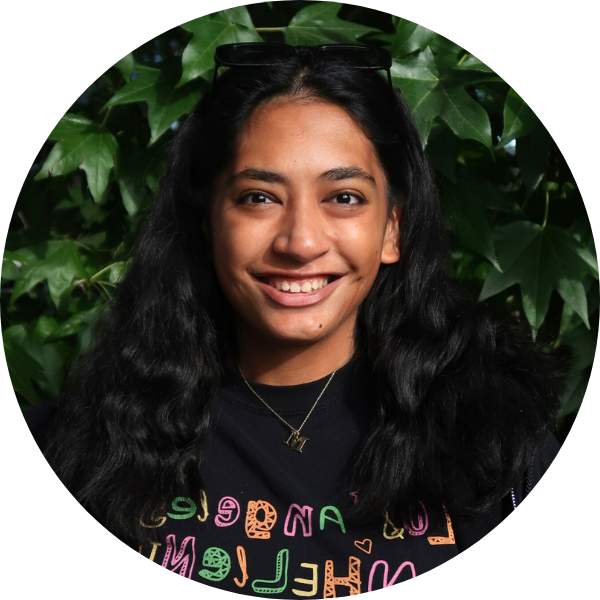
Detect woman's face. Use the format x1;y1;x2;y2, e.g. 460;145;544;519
209;99;400;348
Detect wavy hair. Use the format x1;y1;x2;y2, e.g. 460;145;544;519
41;50;563;544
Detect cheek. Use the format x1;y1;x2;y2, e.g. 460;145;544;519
340;224;385;277
210;218;263;286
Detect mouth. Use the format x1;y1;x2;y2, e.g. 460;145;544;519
255;275;340;294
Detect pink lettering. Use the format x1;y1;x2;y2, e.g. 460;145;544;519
215;496;241;527
161;534;196;578
403;500;428;536
368;560;416;591
284;504;313;537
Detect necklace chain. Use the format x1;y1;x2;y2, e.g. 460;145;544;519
236;361;338;452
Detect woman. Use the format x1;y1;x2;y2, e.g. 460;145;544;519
27;43;562;596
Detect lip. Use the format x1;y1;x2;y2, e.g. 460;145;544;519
253;274;343;307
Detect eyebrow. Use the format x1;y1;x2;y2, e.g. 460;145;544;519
318;166;376;187
229;166;377;187
229;168;289;185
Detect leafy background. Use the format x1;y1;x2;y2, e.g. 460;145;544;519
2;1;596;442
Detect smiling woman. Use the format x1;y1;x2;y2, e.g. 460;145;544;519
24;43;564;597
211;100;399;377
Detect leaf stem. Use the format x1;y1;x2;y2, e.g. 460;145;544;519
17;211;30;229
89;261;125;281
101;106;113;128
92;281;112;300
255;27;287;32
541;181;550;229
456;53;468;66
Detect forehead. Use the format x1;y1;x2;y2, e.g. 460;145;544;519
232;99;383;177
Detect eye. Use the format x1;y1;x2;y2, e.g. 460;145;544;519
239;192;274;205
327;192;366;206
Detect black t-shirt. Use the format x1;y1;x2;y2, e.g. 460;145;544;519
141;359;460;596
24;359;559;597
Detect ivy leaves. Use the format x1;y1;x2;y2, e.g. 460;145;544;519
35;115;118;201
103;64;204;145
179;9;261;85
392;48;495;148
480;222;597;331
285;3;378;45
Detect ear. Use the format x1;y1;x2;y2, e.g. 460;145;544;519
380;206;401;265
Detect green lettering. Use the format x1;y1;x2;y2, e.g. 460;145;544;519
252;549;289;594
198;547;231;581
166;496;197;520
319;506;346;533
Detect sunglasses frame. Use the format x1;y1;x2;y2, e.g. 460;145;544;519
211;42;394;98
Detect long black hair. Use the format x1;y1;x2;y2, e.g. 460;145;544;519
42;49;563;545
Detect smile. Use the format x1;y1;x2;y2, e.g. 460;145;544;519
263;276;332;293
253;274;343;307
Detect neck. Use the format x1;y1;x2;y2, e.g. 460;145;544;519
235;323;355;386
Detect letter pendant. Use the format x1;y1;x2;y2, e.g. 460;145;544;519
285;430;308;453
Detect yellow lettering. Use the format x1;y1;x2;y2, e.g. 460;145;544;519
293;563;318;597
197;489;209;522
382;512;404;540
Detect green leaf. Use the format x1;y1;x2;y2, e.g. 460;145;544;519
3;335;44;405
442;169;523;270
103;65;204;145
441;84;493;150
480;222;597;331
517;124;552;199
35;114;118;202
454;55;494;73
4;320;70;399
179;8;261;87
559;321;598;373
390;18;419;57
392;48;492;148
569;215;596;250
390;23;462;67
442;185;500;269
500;88;538;146
45;305;104;342
117;152;154;216
10;240;88;309
285;3;378;45
456;170;525;215
559;371;589;417
2;256;24;280
391;52;441;144
426;123;458;182
115;53;136;79
29;318;69;397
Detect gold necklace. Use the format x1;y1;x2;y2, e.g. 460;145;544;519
236;361;338;453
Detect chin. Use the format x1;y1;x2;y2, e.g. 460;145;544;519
268;319;330;344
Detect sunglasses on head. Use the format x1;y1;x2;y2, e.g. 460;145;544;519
212;43;393;96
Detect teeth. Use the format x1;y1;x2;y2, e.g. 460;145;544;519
268;277;330;293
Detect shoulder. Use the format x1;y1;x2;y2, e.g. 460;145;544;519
449;428;560;551
23;399;58;446
523;429;560;496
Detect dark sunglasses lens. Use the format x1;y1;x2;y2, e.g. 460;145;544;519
216;44;294;66
319;46;390;68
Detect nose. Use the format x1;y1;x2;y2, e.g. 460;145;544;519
271;198;331;263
